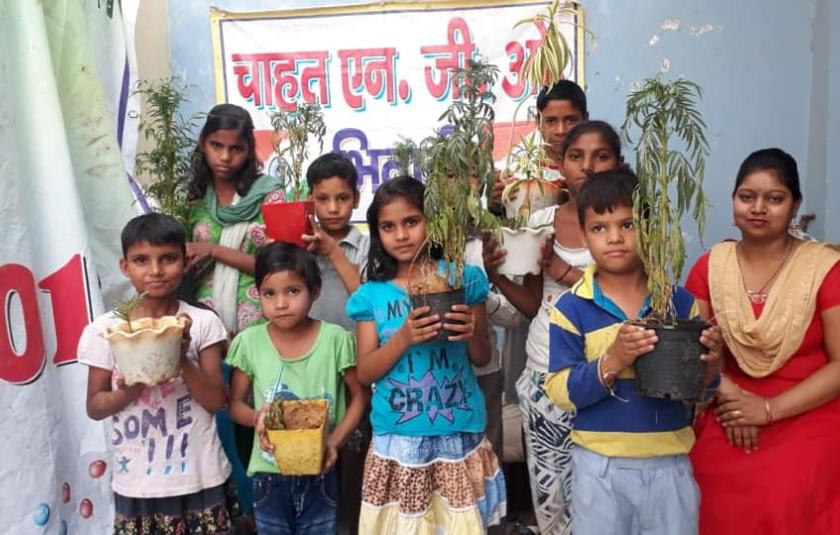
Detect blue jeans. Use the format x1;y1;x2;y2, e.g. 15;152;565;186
571;447;699;535
252;470;338;534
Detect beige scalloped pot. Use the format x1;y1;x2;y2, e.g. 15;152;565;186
498;226;554;276
102;316;186;386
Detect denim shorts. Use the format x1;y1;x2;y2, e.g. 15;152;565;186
252;469;338;534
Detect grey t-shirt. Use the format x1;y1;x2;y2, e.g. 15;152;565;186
310;226;369;331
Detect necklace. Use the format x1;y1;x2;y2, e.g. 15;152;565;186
735;240;794;304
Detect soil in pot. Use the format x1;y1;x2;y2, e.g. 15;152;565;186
261;199;314;248
408;271;465;344
266;399;328;475
102;316;187;386
632;319;712;402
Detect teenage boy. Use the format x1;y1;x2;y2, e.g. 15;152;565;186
301;152;370;535
545;170;722;535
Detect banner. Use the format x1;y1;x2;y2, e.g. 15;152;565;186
211;0;584;221
0;1;141;533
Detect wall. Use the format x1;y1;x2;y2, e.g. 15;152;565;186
167;0;840;266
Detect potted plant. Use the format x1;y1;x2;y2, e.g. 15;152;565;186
265;398;329;475
133;78;203;225
621;76;712;401
403;58;501;341
496;0;587;275
101;292;188;386
261;103;326;248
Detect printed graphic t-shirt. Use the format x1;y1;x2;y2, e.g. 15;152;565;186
346;263;489;436
226;321;357;475
77;302;231;498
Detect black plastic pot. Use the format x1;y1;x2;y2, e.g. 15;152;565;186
409;288;465;343
633;319;712;402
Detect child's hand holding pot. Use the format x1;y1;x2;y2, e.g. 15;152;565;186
444;304;475;342
255;403;274;453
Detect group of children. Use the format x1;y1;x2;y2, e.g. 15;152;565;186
81;81;726;535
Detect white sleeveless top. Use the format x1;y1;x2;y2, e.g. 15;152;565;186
524;206;593;372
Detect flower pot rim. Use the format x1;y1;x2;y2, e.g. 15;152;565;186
500;225;554;236
102;315;187;340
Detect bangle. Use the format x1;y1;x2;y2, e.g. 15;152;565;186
556;264;573;284
764;398;774;424
597;354;628;403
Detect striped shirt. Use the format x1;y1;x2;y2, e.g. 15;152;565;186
545;266;700;458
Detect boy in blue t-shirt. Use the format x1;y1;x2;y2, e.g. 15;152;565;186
544;170;722;535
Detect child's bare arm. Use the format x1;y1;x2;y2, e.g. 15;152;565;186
181;340;227;413
356;310;441;385
302;217;362;293
229;368;258;428
324;367;369;472
86;367;143;421
482;233;542;317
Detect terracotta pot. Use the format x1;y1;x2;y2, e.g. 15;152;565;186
261;199;314;249
632;319;713;402
102;316;187;386
497;226;554;276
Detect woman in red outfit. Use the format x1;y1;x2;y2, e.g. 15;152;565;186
686;148;840;535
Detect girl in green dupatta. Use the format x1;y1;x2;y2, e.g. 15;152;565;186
186;103;280;531
186;103;280;335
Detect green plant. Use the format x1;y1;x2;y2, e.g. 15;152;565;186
270;104;326;201
621;76;710;323
392;137;419;177
420;57;501;287
133;78;203;224
113;292;148;332
500;0;590;223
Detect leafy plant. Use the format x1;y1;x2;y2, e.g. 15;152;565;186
133;78;203;224
113;292;148;333
392;137;419;177
621;76;710;323
500;0;590;223
420;57;501;287
270;104;326;201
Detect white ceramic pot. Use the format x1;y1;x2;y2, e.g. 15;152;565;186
102;316;186;386
497;226;554;276
502;179;565;220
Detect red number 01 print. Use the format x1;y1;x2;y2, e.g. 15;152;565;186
0;254;92;384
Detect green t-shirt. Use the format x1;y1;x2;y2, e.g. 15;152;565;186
227;321;357;475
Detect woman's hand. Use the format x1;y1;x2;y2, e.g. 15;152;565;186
255;403;274;453
699;325;723;365
301;215;338;257
397;306;442;347
716;386;770;426
186;241;216;270
481;232;506;283
725;424;760;453
444;304;475;342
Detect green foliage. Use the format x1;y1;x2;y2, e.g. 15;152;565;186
270;104;326;201
113;292;148;332
392;137;419;177
621;76;710;323
420;58;501;287
133;78;203;224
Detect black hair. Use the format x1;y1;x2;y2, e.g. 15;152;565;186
305;152;359;193
733;148;802;202
366;176;425;281
121;213;186;257
559;120;622;160
187;103;261;201
255;242;321;294
536;80;588;116
577;169;639;227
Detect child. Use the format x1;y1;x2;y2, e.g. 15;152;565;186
544;171;723;535
80;213;236;533
301;152;371;534
186;103;279;335
227;243;367;534
186;103;280;524
303;152;369;330
346;176;506;533
483;121;623;534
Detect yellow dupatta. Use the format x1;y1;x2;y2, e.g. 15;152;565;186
708;241;840;378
